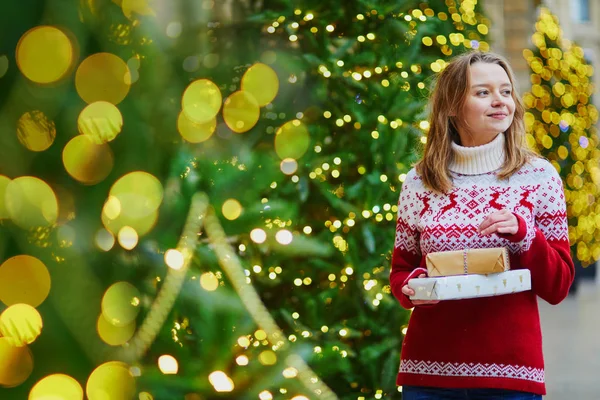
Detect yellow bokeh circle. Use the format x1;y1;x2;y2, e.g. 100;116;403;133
182;79;222;124
78;101;124;143
222;199;242;220
177;111;216;143
17;110;56;152
109;172;163;219
274;120;310;160
102;207;158;237
200;272;219;291
117;226;139;250
0;304;43;347
16;26;74;84
29;374;83;400
63;135;114;185
241;63;279;107
0;255;51;307
86;361;136;400
0;338;33;388
222;91;260;133
101;281;141;327
97;314;135;346
0;176;10;219
5;176;58;229
121;0;156;20
76;53;131;105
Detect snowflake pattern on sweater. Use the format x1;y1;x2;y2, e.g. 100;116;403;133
390;157;574;395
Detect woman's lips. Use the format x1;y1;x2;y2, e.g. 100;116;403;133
488;113;508;120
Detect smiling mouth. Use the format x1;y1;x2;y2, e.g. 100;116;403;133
488;113;508;119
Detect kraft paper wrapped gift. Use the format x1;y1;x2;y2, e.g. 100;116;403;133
426;247;510;277
408;269;531;301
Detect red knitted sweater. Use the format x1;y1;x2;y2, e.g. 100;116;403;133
390;155;574;395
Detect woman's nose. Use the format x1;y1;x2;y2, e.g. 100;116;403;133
491;93;506;107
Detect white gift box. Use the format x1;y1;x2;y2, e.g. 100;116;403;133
408;270;531;301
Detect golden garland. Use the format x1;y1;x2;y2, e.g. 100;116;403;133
204;208;338;400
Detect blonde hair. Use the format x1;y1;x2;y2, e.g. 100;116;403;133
415;51;536;193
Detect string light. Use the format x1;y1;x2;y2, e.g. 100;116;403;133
524;8;600;265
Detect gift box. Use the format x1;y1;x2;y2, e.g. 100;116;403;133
426;247;510;277
408;270;531;301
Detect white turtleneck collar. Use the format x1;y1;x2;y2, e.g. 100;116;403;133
449;133;506;175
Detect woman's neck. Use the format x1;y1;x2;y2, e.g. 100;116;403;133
449;133;506;175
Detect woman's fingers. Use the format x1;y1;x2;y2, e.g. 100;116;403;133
402;285;415;296
479;209;517;235
412;300;440;306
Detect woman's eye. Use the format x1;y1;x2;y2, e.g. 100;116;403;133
502;90;512;96
476;90;488;96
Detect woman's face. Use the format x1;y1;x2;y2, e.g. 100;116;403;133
455;62;516;147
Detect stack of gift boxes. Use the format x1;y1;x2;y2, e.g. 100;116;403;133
409;247;531;301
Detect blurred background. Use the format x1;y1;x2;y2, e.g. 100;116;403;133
0;0;598;399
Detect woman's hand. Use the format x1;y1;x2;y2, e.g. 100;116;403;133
401;274;440;306
478;209;518;236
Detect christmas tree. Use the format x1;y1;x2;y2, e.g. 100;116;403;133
0;0;490;399
522;7;600;267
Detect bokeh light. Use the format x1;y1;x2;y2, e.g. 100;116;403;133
109;171;163;219
158;355;178;374
222;91;260;133
274;120;310;159
280;158;298;175
97;314;135;346
78;101;124;143
5;176;58;229
16;110;56;152
95;228;115;251
121;0;155;20
241;63;279;106
164;249;184;270
76;53;131;104
250;228;267;244
29;374;83;400
16;26;74;84
63;135;114;185
221;199;242;220
208;371;234;392
0;255;51;307
200;272;219;291
86;361;136;400
0;176;11;219
102;207;158;237
275;230;293;245
0;338;33;388
177;111;216;143
258;350;277;365
101;281;141;327
117;226;139;250
182;79;222;124
0;304;43;346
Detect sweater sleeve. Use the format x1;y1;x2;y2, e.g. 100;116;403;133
501;165;574;305
390;172;427;309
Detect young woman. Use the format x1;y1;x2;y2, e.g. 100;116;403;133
390;51;574;400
